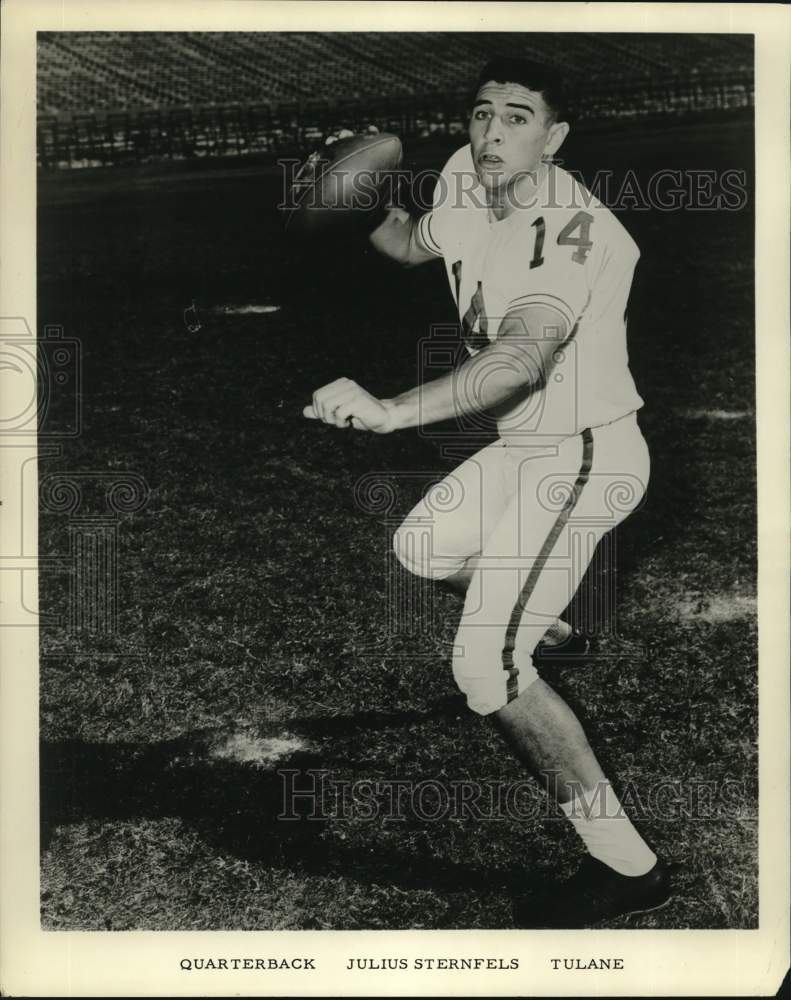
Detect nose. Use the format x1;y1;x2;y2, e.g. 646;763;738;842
483;116;503;143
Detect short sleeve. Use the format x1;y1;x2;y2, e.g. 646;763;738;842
582;222;640;325
418;144;480;262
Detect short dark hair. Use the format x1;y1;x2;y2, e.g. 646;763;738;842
473;58;569;123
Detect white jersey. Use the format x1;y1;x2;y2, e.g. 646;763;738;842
417;144;644;443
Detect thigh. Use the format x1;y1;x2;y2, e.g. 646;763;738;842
508;417;649;649
461;436;588;641
481;415;648;620
394;439;515;578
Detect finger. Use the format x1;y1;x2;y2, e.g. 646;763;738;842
326;386;368;428
384;174;407;214
384;206;410;223
305;393;357;427
315;380;360;422
304;395;355;426
313;378;354;422
335;395;385;432
336;408;374;432
333;400;364;429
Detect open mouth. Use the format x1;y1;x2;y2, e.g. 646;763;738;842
477;152;505;175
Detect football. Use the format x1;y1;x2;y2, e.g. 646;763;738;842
283;132;403;236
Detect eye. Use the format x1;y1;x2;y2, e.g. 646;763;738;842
509;114;527;125
473;109;491;121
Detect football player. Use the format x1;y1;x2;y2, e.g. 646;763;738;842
304;58;672;927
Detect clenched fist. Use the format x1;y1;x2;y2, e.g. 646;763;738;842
303;377;396;433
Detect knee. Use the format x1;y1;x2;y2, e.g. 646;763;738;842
392;522;432;578
451;625;540;716
392;520;463;580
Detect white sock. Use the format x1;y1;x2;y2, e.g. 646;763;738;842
560;781;657;876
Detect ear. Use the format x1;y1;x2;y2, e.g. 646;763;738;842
544;120;570;158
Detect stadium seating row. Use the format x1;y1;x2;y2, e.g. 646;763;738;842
38;31;753;115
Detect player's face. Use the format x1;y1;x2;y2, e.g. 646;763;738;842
469;81;566;197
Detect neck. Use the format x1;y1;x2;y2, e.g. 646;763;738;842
487;161;550;222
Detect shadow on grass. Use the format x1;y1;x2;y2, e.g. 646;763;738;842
40;698;532;898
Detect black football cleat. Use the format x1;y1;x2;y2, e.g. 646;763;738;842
513;855;673;929
532;629;591;667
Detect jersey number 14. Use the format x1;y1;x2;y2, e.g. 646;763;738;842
530;211;594;269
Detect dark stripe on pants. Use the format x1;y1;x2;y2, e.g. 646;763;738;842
501;427;595;702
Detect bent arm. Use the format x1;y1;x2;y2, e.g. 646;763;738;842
369;208;440;267
384;304;569;430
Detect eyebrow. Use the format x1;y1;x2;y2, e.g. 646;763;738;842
472;99;535;114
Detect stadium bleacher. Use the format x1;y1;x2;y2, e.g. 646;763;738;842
36;32;754;167
38;31;753;113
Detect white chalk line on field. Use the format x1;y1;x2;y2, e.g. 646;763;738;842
675;593;756;624
210;732;307;767
214;304;281;315
678;408;753;421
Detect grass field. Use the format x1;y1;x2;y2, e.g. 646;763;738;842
37;115;757;930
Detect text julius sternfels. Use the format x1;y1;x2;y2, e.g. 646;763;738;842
347;958;520;970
